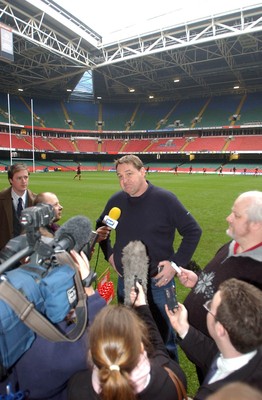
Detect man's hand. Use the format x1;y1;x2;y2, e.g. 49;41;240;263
165;302;190;338
177;267;198;288
155;260;176;287
96;226;111;242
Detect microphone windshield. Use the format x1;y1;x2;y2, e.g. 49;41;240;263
54;215;92;252
108;207;121;220
122;240;149;306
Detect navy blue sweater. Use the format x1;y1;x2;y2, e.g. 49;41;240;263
97;182;202;277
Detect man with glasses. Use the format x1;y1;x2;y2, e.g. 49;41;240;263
0;163;36;250
176;190;262;382
166;278;262;399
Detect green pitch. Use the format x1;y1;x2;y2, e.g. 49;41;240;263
0;170;260;396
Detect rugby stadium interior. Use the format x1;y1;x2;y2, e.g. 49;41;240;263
0;0;261;174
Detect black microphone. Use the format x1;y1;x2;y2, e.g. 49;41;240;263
102;207;121;229
0;216;93;273
53;215;92;253
122;240;149;306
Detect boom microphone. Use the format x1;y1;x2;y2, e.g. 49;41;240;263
122;240;149;306
0;215;93;273
54;215;92;253
103;207;121;229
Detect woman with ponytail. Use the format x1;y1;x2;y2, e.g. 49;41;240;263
67;283;187;400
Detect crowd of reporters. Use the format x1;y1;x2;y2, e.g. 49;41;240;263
0;161;261;400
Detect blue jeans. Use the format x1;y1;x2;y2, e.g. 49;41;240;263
117;277;179;362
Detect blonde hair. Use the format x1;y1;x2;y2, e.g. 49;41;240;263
89;304;150;400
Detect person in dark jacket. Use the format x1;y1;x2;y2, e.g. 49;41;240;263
178;190;262;382
67;281;187;400
96;154;202;361
166;278;262;400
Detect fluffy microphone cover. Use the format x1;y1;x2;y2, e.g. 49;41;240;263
122;240;149;306
55;215;92;252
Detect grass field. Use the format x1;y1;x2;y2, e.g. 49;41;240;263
0;170;260;396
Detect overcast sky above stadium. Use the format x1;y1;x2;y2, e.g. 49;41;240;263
55;0;261;43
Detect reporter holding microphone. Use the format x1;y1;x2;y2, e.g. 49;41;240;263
67;281;187;400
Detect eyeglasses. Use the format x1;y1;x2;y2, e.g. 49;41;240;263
203;300;217;320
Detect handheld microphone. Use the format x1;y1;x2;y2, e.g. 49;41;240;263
122;240;149;306
103;207;121;229
53;215;92;253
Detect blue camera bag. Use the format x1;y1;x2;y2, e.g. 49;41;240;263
0;256;87;380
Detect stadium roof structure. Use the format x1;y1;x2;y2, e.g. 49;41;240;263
0;0;262;103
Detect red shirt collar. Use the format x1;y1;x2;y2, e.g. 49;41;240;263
234;241;262;254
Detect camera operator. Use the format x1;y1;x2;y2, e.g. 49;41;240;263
0;189;109;268
0;202;56;270
0;249;107;400
33;192;63;237
33;191;108;248
33;192;108;259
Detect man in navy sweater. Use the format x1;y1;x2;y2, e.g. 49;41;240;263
96;154;202;361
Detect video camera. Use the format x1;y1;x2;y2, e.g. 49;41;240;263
0;205;92;375
21;203;55;231
0;203;94;275
0;204;55;274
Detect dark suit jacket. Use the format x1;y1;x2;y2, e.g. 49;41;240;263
179;326;262;399
0;187;36;250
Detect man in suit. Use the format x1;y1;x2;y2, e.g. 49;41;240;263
0;163;35;250
166;278;262;399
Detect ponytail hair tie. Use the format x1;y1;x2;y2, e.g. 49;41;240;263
109;364;120;371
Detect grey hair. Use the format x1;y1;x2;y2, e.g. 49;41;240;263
238;191;262;222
